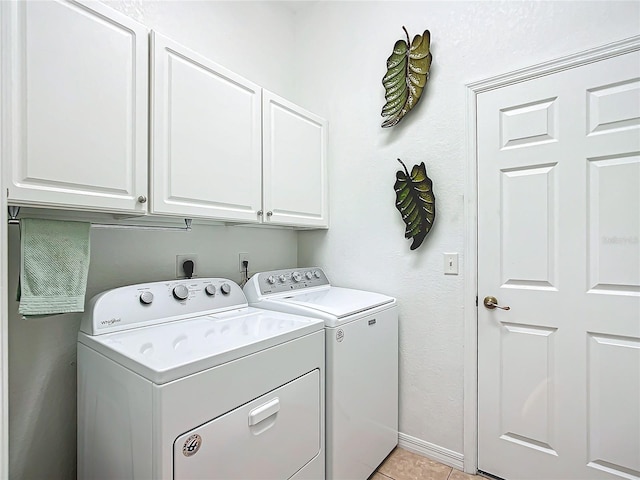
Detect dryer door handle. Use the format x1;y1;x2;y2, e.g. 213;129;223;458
248;397;280;426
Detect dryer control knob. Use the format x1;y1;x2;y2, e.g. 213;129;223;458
220;283;231;295
292;271;302;282
314;270;321;278
305;271;313;280
173;284;189;301
278;274;287;282
267;275;276;284
205;284;216;296
139;291;154;305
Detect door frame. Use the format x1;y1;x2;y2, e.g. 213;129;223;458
1;1;9;476
462;35;640;474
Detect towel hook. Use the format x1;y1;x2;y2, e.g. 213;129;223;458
8;206;20;224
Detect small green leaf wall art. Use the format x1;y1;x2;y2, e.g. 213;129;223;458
381;27;432;128
394;159;436;250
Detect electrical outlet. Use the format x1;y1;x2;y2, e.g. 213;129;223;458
176;254;198;278
239;253;250;273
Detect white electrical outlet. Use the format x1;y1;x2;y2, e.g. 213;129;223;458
176;254;198;278
239;253;250;273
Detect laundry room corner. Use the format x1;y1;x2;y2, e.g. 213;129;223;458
294;0;640;468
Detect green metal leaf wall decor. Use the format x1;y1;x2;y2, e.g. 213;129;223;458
381;27;432;128
394;159;436;250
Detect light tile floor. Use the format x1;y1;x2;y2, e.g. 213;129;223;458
370;447;484;480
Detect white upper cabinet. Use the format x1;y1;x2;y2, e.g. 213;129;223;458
151;34;328;228
263;92;329;228
150;32;263;222
2;0;149;214
2;2;328;228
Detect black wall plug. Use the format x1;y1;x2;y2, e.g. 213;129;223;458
183;259;195;279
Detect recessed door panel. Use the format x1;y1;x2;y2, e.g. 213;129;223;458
500;164;558;290
587;333;640;479
588;154;640;295
500;98;558;149
167;54;259;206
587;79;640;135
500;323;557;455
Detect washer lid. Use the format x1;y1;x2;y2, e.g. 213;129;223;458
78;307;323;384
273;287;395;319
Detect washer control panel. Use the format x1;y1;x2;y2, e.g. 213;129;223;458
81;278;247;335
255;267;329;295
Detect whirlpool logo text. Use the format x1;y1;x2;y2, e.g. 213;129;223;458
100;318;121;326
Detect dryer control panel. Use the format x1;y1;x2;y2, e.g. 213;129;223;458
81;278;247;335
251;267;330;296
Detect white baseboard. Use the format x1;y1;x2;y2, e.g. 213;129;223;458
398;432;464;471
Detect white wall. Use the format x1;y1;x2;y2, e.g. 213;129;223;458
295;0;640;458
106;0;298;97
7;2;297;478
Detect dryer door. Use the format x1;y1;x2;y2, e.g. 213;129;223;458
173;369;321;479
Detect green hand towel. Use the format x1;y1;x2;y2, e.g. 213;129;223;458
18;218;91;316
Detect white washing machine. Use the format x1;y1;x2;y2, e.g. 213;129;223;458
77;277;325;480
244;268;398;480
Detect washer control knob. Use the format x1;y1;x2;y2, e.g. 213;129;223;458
267;275;276;284
173;284;189;301
220;283;231;295
205;284;216;296
305;271;313;280
314;270;321;278
278;274;287;282
292;271;302;282
139;291;154;305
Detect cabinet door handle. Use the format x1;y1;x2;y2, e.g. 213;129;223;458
137;195;147;204
266;211;273;217
257;210;263;216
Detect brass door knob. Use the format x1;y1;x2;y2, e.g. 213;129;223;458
483;296;510;310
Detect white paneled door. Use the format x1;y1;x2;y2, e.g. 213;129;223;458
477;50;640;480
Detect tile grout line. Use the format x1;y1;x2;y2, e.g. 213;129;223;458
375;471;395;480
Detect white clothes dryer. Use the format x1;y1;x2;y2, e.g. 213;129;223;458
77;277;325;480
244;268;398;480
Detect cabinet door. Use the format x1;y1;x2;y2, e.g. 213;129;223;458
1;0;149;213
262;91;329;228
151;33;262;222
